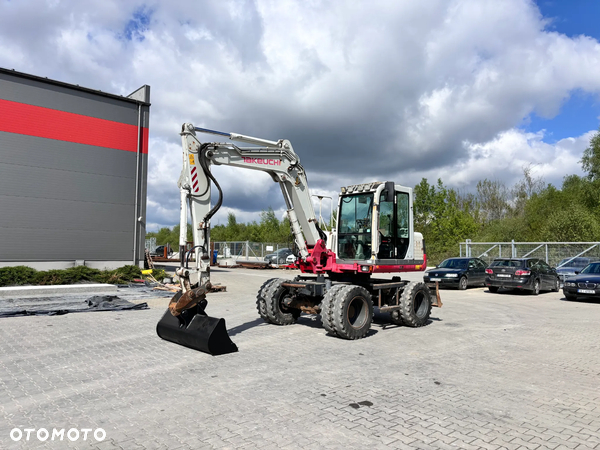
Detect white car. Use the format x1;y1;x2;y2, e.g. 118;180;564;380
285;254;297;265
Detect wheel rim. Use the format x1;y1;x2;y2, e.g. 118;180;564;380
414;290;428;318
279;293;293;313
534;281;539;294
460;277;467;289
347;296;368;329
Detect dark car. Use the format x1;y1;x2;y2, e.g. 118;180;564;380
556;257;600;286
424;257;488;290
264;248;294;265
485;257;560;295
153;245;170;256
562;262;600;301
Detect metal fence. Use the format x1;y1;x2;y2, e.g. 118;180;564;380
144;237;157;252
460;240;600;267
212;241;291;261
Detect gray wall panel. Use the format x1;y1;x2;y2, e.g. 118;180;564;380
0;228;133;261
0;132;138;178
0;195;133;232
0;72;139;125
0;69;149;267
0;163;135;205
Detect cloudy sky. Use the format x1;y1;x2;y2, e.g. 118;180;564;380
1;0;599;230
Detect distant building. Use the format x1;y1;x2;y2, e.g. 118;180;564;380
0;67;150;270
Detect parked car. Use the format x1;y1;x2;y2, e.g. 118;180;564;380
264;248;295;265
285;253;297;265
153;245;168;256
562;262;600;301
485;257;560;295
423;257;488;290
556;257;600;287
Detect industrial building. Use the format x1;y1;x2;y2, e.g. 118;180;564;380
0;67;150;270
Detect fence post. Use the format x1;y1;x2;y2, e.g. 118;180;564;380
511;240;515;258
466;239;471;257
245;241;249;260
545;244;548;264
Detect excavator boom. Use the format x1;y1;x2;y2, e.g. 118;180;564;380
157;123;322;355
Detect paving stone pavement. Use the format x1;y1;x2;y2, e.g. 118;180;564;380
1;267;599;449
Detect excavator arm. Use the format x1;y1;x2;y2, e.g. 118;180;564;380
157;123;323;355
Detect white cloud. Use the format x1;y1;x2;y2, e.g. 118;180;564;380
0;0;599;231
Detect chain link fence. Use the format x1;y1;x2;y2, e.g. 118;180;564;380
460;241;600;267
212;241;292;263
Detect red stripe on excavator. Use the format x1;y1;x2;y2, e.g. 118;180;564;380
0;98;148;153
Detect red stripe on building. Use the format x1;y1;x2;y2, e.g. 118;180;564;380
0;98;148;154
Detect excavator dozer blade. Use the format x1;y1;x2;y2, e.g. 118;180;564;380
156;303;238;356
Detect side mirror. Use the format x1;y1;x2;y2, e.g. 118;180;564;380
575;271;580;275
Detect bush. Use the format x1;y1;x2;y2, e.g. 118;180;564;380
0;266;38;286
95;265;142;285
34;266;103;285
0;265;148;287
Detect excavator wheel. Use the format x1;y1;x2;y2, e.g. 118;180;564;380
319;284;346;336
256;278;277;323
396;281;432;327
330;285;373;340
264;279;301;325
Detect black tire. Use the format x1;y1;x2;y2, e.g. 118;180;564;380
458;276;468;290
330;285;373;340
552;277;560;292
264;279;301;325
488;286;499;293
530;279;540;296
565;294;577;301
319;284;346;336
398;281;432;327
256;278;277;323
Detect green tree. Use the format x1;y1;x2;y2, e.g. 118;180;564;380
540;204;600;241
510;165;546;218
476;179;509;222
414;178;479;263
582;127;600;181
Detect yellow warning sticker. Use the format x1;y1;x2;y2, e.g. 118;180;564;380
189;154;195;165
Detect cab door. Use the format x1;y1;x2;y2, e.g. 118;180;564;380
377;188;412;261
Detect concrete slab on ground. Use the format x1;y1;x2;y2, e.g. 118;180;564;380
1;267;599;449
0;283;117;298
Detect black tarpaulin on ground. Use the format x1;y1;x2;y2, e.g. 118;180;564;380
0;295;148;317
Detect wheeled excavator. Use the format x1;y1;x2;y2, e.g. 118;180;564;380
156;123;436;355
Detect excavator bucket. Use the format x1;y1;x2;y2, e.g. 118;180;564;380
156;292;238;356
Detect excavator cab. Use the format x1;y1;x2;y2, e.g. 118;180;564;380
336;182;413;265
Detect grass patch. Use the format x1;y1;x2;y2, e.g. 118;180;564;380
0;265;166;287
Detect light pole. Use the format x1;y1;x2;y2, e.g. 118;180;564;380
312;195;333;230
